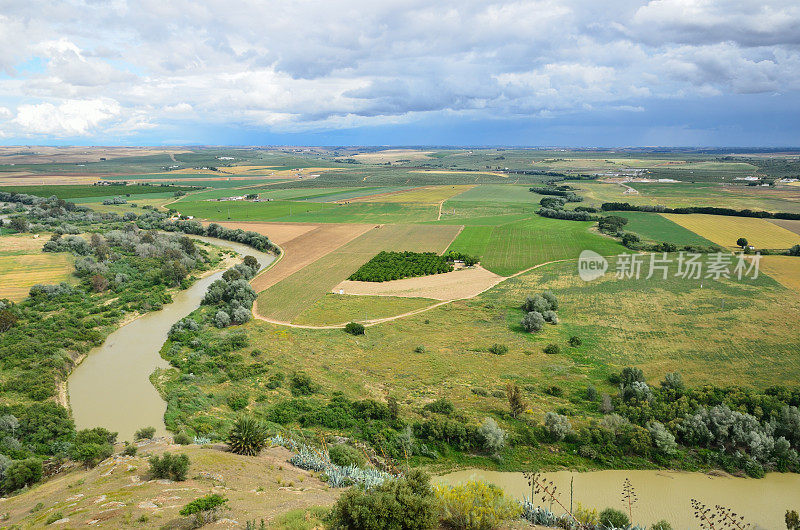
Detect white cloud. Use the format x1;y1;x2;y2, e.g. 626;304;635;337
12;99;121;136
0;0;797;139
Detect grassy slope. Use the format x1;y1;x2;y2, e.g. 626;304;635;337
294;294;438;325
447;217;625;276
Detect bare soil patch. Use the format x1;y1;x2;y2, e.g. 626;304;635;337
333;265;503;300
250;223;373;293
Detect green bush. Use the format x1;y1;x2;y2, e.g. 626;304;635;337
174;431;192;445
569;336;582;347
435;480;521;530
289;372;319;396
45;512;64;525
488;343;508;355
600;507;629;528
328;469;437;530
180;494;228;526
123;442;137;456
543;343;560;355
227;393;249;411
344;322;365;335
227;415;269;456
148;452;190;481
651;521;673;530
1;458;42;493
328;444;366;468
423;398;454;416
134;426;156;440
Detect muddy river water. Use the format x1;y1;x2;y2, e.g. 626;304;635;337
68;237;274;441
436;468;799;529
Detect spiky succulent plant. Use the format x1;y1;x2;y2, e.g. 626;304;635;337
227;415;268;456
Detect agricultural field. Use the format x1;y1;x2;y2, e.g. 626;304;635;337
616;211;717;246
255;224;460;322
771;218;800;236
577;180;800;213
759;256;800;293
335;265;503;301
447;216;625;276
662;213;800;250
0;234;74;301
356;185;473;203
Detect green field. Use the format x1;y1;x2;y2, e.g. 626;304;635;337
447;216;625;276
0;184;196;199
256;224;460;322
617;211;717;246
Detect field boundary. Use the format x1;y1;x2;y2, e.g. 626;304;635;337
252;257;577;329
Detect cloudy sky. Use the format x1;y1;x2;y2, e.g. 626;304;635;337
0;0;798;146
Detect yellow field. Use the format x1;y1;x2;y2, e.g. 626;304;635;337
362;185;474;204
662;213;800;249
759;256;800;292
0;235;74;301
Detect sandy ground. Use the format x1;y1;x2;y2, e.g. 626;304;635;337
204;221;319;246
333;265;503;301
249;223;374;293
0;440;338;528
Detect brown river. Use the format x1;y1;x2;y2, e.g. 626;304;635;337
436;468;799;529
68;237;274;442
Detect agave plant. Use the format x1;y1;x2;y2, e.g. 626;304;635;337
227;415;268;456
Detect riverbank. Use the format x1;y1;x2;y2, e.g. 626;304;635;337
67;237;275;441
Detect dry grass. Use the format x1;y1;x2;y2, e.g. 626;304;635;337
0;440;337;528
0;235;74;301
255;224;461;322
334;265;503;301
351;149;436;163
359;185;474;204
294;293;438;325
663;213;800;249
250;223;374;294
204;221;320;246
759;256;800;292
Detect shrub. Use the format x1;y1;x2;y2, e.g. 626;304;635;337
521;311;545;333
289;372;319;396
651;521;673;530
478;418;506;453
344;322;365;335
423;398;454;416
71;428;116;468
506;383;526;418
180;494;228;527
227;415;269;456
149;452;190;481
214;310;232;328
123;442;137;456
542;310;558;324
544;385;563;397
435;480;522;530
541;290;558;310
227;394;249;411
543;343;560;355
328;444;366;468
488;343;508;355
134;426;156;440
45;512;64;525
544;412;573;441
1;458;42;493
569;335;582;347
600;507;629;528
174;431;192;445
328;470;437;530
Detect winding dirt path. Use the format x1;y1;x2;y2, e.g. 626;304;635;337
251;257;577;329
